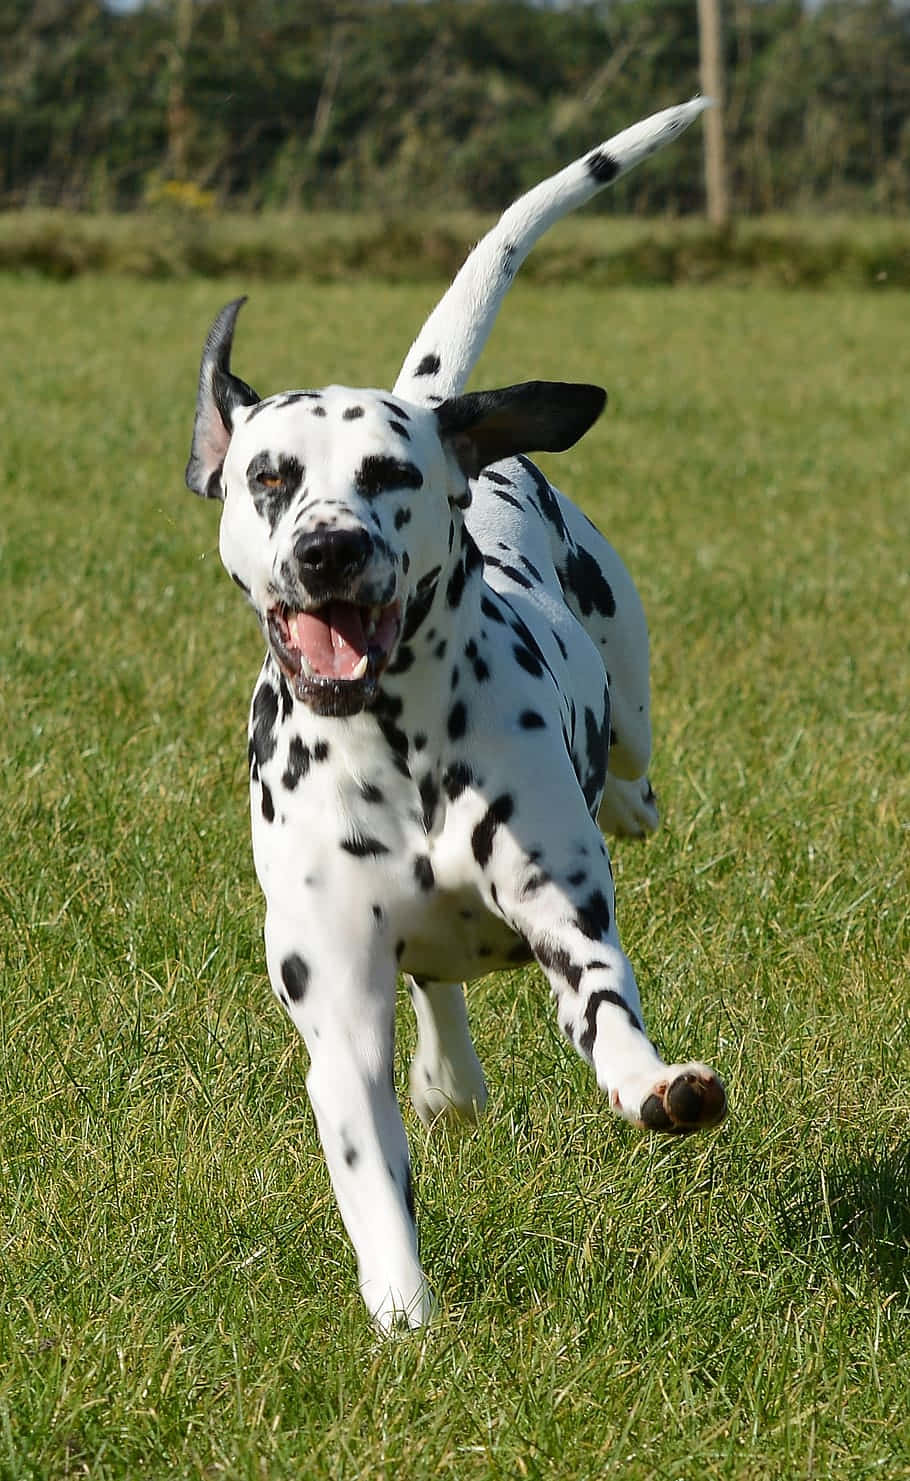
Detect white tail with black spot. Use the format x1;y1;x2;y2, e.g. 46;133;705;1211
393;97;710;406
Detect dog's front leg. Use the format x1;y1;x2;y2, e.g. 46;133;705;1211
265;907;431;1331
484;802;727;1136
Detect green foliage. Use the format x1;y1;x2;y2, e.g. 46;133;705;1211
1;208;909;285
1;0;909;214
1;275;908;1477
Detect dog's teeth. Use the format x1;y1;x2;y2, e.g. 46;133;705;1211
352;654;369;680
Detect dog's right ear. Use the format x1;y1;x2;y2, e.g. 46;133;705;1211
185;298;260;500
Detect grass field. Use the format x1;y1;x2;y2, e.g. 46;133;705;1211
1;273;908;1479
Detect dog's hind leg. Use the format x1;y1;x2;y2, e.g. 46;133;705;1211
406;976;488;1126
597;774;660;839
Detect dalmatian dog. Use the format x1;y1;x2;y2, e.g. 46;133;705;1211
186;98;726;1331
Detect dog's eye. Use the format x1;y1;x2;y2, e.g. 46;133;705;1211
258;473;285;489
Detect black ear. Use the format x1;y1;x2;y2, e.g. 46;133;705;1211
185;298;260;500
435;381;606;479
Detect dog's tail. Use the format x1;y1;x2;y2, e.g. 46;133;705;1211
392;97;710;406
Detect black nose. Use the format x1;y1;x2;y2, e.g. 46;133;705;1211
293;528;372;588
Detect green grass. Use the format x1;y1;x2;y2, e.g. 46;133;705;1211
1;275;908;1479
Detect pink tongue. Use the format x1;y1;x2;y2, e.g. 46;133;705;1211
292;603;368;679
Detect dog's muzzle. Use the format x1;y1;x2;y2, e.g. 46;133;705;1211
268;528;400;717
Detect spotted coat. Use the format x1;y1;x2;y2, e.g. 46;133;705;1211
185;98;726;1332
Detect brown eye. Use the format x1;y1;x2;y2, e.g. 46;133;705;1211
259;473;285;489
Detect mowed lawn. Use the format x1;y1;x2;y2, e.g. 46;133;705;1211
1;272;907;1480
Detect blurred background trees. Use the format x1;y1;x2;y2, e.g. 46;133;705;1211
1;0;908;215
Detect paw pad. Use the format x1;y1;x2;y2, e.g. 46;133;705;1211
639;1070;727;1136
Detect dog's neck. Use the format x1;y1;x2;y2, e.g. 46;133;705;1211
368;517;486;757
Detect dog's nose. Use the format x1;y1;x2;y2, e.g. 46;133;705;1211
293;528;372;587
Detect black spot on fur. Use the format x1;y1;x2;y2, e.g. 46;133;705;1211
580;988;643;1057
516;456;567;540
401;571;439;642
481;594;506;625
281;953;310;1003
464;638;490;684
446;558;466;610
483;469;513;488
282;736;311;791
343;405;364;420
576;889;612;941
343;1141;360;1167
415;353;441;377
494;488;523;512
360;781;384;804
447;700;468;740
519;710;545;729
535;938;583;991
341;834;390;858
355;456;424;498
313;741;330;762
442;761;474;801
403;1165;416;1222
513;644;544;678
418;773;439;832
394;506;412;530
381;400;409;421
251;683;279;766
464;532;483;577
586;148;620;183
388;420;410;439
561;544;616;618
260;782;275;822
387;643;415;675
414;855;435;891
373;692;410;766
581;705;609;812
471;793;514;867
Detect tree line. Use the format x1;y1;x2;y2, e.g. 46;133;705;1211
2;0;908;215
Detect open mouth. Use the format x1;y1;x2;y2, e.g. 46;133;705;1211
268;598;401;716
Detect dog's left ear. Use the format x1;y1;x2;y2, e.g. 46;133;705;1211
435;381;606;480
186;298;260;500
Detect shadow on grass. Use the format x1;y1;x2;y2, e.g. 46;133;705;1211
778;1137;910;1297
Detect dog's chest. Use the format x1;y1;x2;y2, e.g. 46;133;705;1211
251;702;529;978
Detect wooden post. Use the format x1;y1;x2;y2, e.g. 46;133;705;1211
697;0;730;226
167;0;194;180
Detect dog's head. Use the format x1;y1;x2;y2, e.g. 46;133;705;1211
187;299;605;718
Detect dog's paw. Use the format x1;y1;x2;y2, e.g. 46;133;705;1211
636;1063;727;1136
364;1276;435;1335
598;773;659;839
409;1055;488;1128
